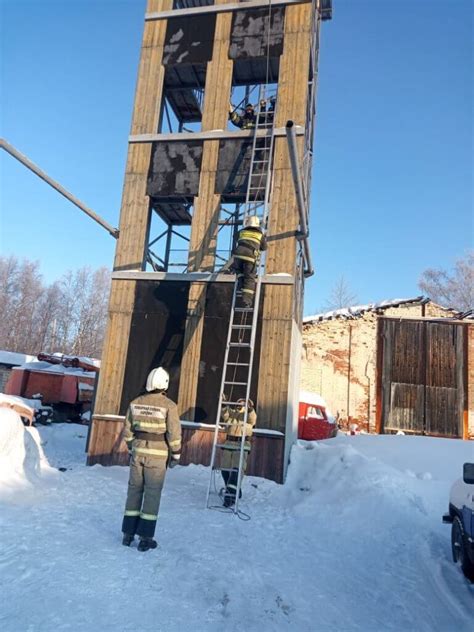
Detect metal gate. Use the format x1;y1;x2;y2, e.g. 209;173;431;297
378;319;465;437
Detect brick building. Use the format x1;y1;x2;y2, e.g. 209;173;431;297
0;351;36;393
301;297;473;439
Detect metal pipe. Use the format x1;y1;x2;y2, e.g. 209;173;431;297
1;138;119;239
285;121;314;277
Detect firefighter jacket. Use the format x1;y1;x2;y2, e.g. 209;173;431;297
123;391;182;462
234;227;267;263
229;109;256;130
221;405;257;450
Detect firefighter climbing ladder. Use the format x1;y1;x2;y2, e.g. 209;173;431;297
206;85;277;513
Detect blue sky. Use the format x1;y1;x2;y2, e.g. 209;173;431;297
1;0;472;315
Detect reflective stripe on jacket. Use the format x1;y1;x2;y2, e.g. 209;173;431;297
229;110;255;129
234;228;267;262
221;406;257;449
123;391;182;460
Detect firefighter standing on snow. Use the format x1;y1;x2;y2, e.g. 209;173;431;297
220;397;256;507
232;215;267;306
121;367;181;552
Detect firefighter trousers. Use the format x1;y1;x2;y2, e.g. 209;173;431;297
122;454;167;538
221;445;249;500
233;257;257;305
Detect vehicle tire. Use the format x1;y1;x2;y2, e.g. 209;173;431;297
451;516;474;582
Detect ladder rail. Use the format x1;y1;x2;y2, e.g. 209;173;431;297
233;86;277;511
233;275;263;513
205;281;241;507
206;83;277;512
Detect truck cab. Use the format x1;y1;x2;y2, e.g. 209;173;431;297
298;391;337;441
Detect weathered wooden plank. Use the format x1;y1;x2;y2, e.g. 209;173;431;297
93;280;136;416
87;420;129;466
89;0;172;461
381;319;393;432
257;285;293;432
180;425;285;483
386;382;424;432
375;318;384;434
256;5;312;437
177;282;207;418
265;3;312;275
380;319;465;438
178;1;234;420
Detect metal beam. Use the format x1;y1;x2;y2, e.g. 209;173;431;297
1;138;119;239
146;0;311;21
111;270;294;285
129;126;304;144
285;121;314;278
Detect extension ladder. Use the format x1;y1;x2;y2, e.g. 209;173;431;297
206;85;277;513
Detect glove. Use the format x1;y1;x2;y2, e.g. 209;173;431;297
169;453;180;469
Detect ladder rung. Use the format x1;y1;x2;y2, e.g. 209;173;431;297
231;324;252;329
224;381;249;386
226;362;250;366
229;342;251;347
234;308;253;312
215;444;250;450
214;467;246;472
221;401;250;406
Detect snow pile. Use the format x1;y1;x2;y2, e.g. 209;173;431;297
13;360;96;378
0;408;52;495
0;350;36;366
0;392;41;411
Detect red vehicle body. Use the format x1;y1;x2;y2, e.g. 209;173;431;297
298;391;337;441
5;368;95;405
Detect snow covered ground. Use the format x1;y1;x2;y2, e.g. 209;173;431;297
0;417;473;631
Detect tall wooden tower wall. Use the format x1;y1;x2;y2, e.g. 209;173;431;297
87;0;330;483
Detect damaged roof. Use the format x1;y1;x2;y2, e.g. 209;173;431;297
303;296;456;324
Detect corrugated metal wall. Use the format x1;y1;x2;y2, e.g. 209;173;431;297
378;319;465;437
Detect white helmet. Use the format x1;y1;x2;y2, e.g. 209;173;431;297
146;367;169;392
245;215;260;229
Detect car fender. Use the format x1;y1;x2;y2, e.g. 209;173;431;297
449;478;474;539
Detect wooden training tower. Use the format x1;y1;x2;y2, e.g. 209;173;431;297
87;0;332;483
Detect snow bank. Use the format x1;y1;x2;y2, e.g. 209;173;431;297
13;361;96;377
0;350;36;366
1;428;473;631
0;392;41;411
0;408;52;495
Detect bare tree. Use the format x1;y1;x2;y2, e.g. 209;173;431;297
323;276;358;311
0;256;47;354
0;256;110;358
68;267;110;357
419;251;474;313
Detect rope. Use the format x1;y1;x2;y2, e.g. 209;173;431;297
208;469;252;521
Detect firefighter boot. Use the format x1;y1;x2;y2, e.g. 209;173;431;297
122;533;134;547
223;491;236;508
138;537;158;552
241;291;254;308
